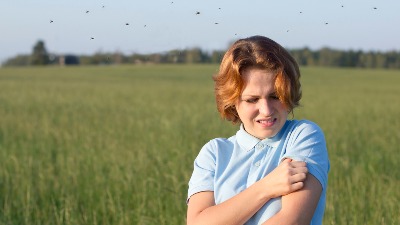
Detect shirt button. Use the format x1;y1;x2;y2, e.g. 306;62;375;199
255;161;261;167
256;144;264;150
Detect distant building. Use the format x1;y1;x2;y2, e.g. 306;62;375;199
59;55;80;66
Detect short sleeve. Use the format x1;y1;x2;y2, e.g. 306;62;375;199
282;121;330;190
187;140;217;203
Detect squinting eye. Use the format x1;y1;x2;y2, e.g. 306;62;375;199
270;95;279;100
245;98;258;103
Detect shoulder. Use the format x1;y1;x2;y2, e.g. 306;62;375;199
283;120;330;187
285;120;325;144
284;119;327;152
289;119;324;134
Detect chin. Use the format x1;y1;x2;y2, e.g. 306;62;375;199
255;134;270;139
258;130;278;139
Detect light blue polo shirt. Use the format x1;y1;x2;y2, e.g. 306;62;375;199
188;119;330;225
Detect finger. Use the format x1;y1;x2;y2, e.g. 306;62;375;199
290;181;305;192
291;166;308;174
282;181;305;195
282;158;293;163
289;160;307;168
290;172;307;183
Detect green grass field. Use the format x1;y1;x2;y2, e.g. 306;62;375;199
0;65;399;225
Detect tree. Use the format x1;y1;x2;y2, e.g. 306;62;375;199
31;40;49;65
210;50;224;64
2;54;30;67
185;48;205;63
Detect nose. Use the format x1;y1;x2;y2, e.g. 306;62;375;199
258;99;274;116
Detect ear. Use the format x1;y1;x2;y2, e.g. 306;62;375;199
231;105;239;117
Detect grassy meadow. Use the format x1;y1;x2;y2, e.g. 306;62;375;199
0;65;399;225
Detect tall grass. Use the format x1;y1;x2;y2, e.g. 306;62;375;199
0;65;399;224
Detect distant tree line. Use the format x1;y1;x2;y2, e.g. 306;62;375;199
2;40;400;69
290;47;400;69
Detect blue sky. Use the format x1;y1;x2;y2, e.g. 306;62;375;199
1;0;399;63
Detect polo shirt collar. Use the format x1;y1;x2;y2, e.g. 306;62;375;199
236;121;289;151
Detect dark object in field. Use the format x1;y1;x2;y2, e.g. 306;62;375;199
63;55;80;65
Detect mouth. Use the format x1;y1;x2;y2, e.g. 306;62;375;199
257;118;277;127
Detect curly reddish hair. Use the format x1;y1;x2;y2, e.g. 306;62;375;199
213;35;302;123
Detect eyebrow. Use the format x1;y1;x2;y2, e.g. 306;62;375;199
241;92;277;97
